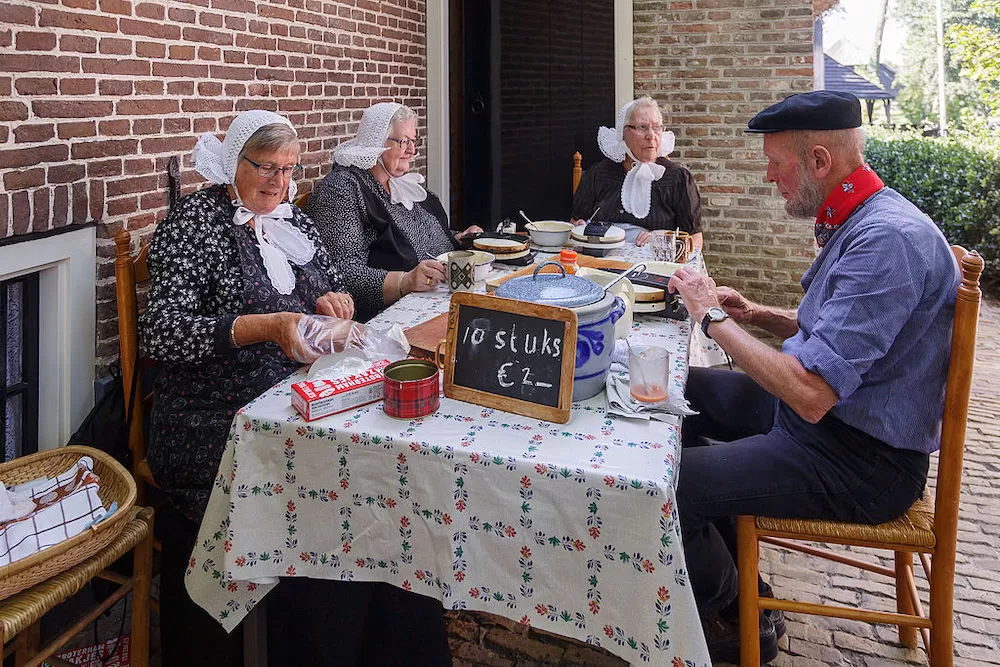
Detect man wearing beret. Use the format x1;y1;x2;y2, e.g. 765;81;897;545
667;91;960;663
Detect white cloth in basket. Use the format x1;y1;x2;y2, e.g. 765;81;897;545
0;457;108;567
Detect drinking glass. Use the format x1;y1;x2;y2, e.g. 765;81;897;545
628;345;669;403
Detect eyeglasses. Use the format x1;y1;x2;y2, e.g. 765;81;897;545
242;157;304;179
386;136;420;151
624;124;665;135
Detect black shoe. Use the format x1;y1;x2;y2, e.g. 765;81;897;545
761;592;786;641
701;608;778;664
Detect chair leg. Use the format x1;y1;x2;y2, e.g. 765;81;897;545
894;551;918;648
130;509;155;667
737;516;761;667
14;622;39;667
929;557;955;667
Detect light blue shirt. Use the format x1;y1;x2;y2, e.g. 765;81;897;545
782;188;959;454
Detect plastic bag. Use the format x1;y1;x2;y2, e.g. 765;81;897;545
294;316;410;365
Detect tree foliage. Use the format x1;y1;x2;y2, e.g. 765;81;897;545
894;0;999;128
946;0;1000;116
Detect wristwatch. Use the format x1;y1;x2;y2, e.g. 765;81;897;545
700;307;729;339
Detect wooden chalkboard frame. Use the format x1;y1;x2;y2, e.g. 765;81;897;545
442;292;578;424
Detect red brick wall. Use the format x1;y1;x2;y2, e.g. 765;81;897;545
634;0;817;309
0;0;428;366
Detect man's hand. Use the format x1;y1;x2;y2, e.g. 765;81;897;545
667;266;721;322
717;286;756;325
316;292;355;320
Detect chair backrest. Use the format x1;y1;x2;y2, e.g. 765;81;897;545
933;246;983;568
114;230;151;480
293;190;310;210
572;151;582;196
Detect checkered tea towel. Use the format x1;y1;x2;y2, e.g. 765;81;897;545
0;457;108;567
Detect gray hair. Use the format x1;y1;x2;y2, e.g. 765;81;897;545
626;96;663;126
791;128;866;167
390;104;417;128
239;123;299;162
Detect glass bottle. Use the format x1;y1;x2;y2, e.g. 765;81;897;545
559;249;579;275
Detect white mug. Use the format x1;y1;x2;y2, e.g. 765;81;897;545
446;251;477;292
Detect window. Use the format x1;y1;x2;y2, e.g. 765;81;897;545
2;273;39;462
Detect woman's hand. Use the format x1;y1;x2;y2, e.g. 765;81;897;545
265;312;317;363
454;225;484;241
316;292;355;320
635;230;652;246
402;260;446;293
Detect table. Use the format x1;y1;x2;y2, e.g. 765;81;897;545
186;243;717;666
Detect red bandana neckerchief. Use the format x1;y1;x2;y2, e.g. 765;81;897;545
814;163;884;247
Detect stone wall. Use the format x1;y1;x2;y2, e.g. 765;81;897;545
634;0;818;308
0;0;428;366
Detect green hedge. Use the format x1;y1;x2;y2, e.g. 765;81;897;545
865;129;1000;278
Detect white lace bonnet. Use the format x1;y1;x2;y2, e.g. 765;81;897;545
597;98;676;163
333;102;403;169
192;110;298;191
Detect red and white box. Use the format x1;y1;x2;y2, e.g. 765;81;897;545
291;359;391;421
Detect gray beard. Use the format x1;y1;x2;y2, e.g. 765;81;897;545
785;168;827;219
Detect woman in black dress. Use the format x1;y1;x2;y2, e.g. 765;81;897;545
307;102;483;321
572;96;704;250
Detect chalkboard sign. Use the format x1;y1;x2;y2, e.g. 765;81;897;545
442;292;577;423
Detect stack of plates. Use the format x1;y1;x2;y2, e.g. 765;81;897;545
570;224;626;244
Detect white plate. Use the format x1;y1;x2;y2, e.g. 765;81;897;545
571;224;626;244
529;243;566;253
643;261;684;277
473;237;529;252
491;248;531;262
633;300;666;313
569;238;627;251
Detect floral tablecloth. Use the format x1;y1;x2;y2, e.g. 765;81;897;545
186;243;716;666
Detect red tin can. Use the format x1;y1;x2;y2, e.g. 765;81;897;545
383;358;440;419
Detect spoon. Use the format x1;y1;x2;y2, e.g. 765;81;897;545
518;210;535;230
584;206;602;225
602;263;646;296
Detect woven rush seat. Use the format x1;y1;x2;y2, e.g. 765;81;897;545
756;494;936;549
0;507;153;643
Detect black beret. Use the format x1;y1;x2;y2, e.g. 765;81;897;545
746;91;862;133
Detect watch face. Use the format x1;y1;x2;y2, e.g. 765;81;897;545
708;307;727;321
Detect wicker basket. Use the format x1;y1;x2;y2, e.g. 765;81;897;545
0;446;137;600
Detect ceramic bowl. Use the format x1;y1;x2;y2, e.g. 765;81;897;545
525;221;574;247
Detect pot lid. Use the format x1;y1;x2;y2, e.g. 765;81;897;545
494;262;605;308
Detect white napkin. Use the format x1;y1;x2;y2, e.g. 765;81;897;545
0;482;34;524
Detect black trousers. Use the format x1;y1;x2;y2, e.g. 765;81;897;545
677;368;929;617
160;504;451;666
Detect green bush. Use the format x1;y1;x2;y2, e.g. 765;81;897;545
864;128;1000;279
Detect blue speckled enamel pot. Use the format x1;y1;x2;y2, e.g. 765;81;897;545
494;265;625;401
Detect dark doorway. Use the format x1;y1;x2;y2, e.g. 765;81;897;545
449;0;616;230
2;272;40;462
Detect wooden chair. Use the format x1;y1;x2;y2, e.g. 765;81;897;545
292;190;310;210
572;152;582;195
114;230;158;505
737;246;983;667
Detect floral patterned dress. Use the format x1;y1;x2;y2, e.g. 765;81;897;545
141;184;346;522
